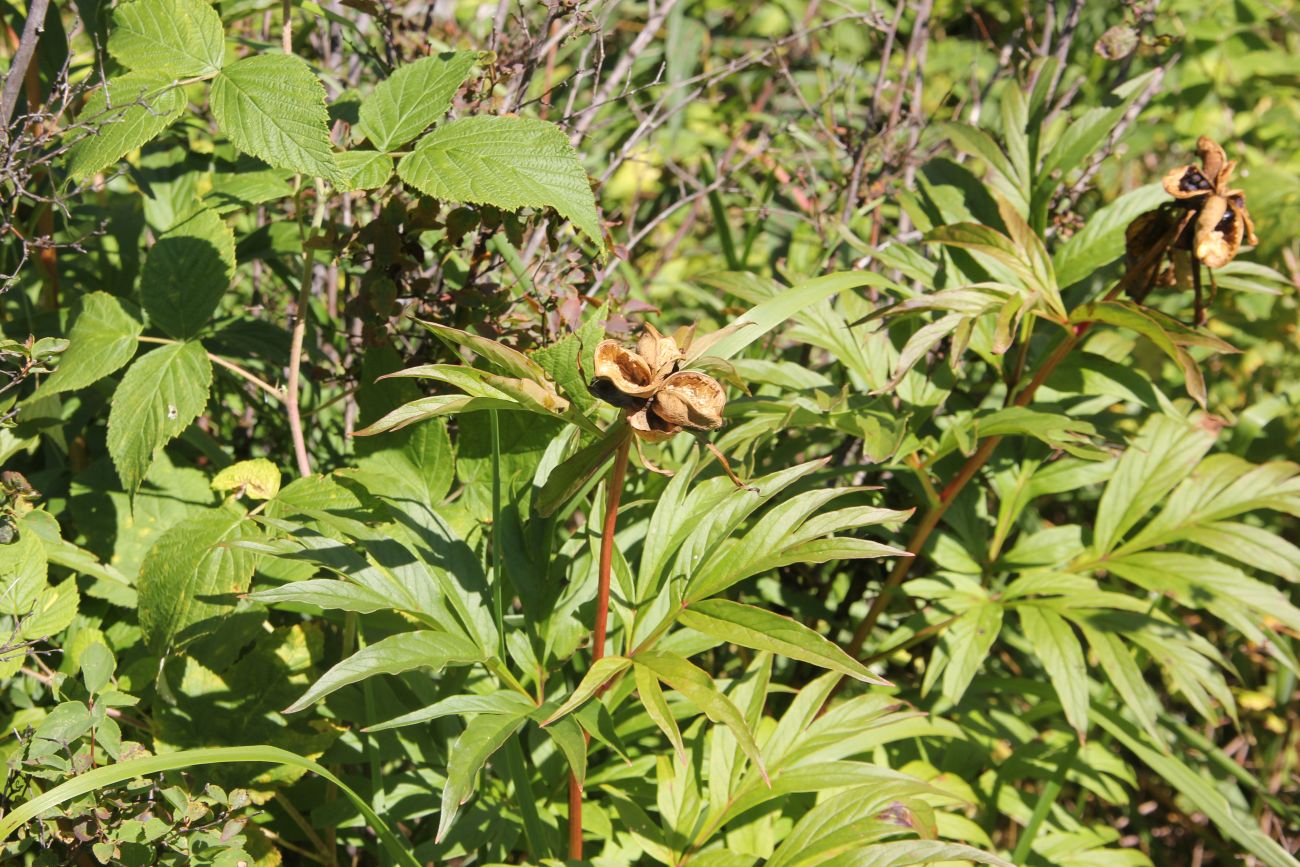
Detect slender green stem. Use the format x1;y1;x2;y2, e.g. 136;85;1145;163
137;336;283;401
287;179;328;478
503;737;551;859
1012;738;1078;864
490;409;507;660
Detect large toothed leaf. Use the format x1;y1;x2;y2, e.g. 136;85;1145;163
211;54;338;180
357;51;479;151
107;342;212;494
66;72;187;180
32;293;141;399
108;0;224;77
141;208;235;339
138;505;261;653
397;116;602;248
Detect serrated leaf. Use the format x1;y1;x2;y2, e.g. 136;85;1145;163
108;0;224;77
20;579;79;641
632;651;768;783
138;505;260;652
211;458;281;500
285;630;484;713
0;532;48;616
32;293;142;399
211;54;338;180
335;150;393;191
107;342;213;495
142;208;235;339
680;599;888;685
357;51;478;151
66;73;187;180
397;115;602;248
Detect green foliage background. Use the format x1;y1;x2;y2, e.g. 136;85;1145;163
0;0;1297;865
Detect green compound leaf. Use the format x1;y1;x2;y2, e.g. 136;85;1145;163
141;208;235;339
211;54;338;180
357;51;479;152
108;0;225;77
67;72;187;181
397;116;602;249
107;341;213;495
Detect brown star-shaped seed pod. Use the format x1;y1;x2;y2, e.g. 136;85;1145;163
1162;136;1259;269
589;324;725;442
1123;137;1261;323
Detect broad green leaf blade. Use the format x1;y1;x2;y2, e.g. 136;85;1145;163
535;423;631;519
0;745;419;867
335;150;394;191
357;51;479;151
680;599;888;685
437;708;532;842
413;320;550;381
0;532;48;617
832;840;1013;867
1075;621;1162;743
211;458;281;500
635;663;686;765
365;690;533;733
66;73;187;180
397;116;602;248
31;292;141;399
138;505;261;653
1092;707;1300;867
1053;183;1167;288
686;272;895;363
1017;604;1089;737
248;578;392;614
1092;414;1217;556
107;341;213;494
285;630;484;713
539;712;589;788
141;208;235;339
541;656;631;725
633;651;768;783
940;601;1003;703
108;0;224;77
211;54;339;180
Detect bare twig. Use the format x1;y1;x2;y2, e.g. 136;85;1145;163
0;0;51;146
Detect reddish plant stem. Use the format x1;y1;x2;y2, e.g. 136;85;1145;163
568;770;584;859
568;436;631;861
592;438;631;667
846;320;1093;658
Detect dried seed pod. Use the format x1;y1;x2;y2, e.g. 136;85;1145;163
650;371;726;431
592;339;661;399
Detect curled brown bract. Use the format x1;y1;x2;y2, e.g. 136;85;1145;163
588;325;727;442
